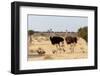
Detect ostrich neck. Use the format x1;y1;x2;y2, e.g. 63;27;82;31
50;36;52;39
49;32;53;38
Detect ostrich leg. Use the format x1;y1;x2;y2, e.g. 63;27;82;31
70;44;74;53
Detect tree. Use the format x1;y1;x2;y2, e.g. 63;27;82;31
28;30;34;36
28;30;34;44
78;26;88;42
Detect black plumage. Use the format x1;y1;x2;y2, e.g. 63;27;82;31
50;36;64;45
65;36;77;44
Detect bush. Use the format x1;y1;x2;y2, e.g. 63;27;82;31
28;30;34;36
78;26;88;42
28;30;34;43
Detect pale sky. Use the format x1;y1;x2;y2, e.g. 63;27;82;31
28;14;88;32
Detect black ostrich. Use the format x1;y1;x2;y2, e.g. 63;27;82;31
65;36;77;44
65;36;77;53
50;36;64;48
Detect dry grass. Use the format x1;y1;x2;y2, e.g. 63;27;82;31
28;34;88;61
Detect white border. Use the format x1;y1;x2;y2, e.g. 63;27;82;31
20;6;95;70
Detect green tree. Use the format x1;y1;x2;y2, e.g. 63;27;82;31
28;30;34;36
28;30;34;43
78;26;88;42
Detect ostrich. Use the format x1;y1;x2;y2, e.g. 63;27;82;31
65;36;77;44
65;36;77;53
48;29;64;52
64;31;78;53
50;36;64;48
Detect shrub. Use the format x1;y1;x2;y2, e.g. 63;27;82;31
78;26;88;42
28;30;34;36
28;30;34;43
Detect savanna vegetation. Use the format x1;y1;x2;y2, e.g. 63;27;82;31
78;26;88;42
27;26;88;61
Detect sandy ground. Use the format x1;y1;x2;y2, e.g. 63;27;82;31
28;36;88;61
